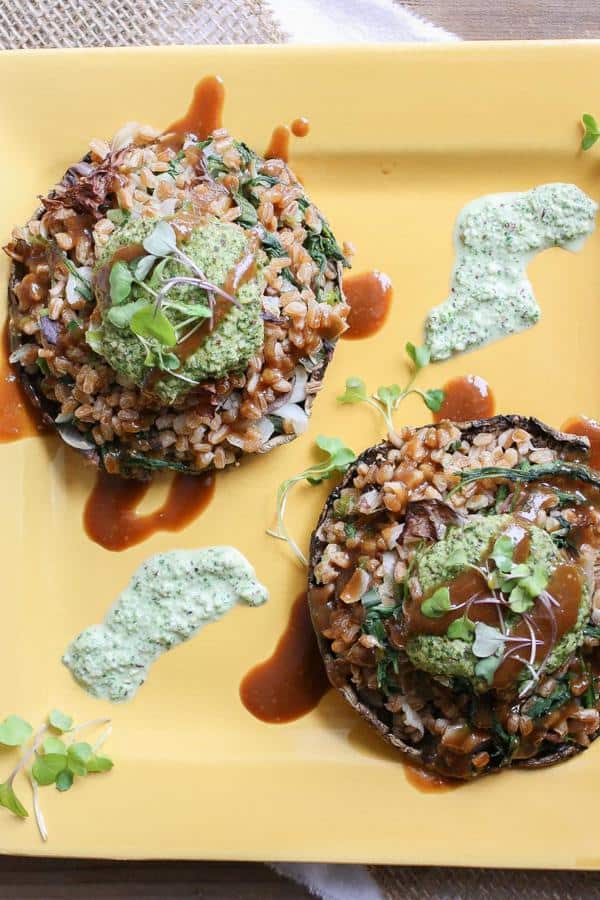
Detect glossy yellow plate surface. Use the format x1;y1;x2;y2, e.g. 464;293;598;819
2;41;600;866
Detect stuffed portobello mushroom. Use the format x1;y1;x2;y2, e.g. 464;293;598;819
4;123;349;478
308;416;600;779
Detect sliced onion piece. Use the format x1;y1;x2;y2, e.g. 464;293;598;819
275;402;309;435
288;365;308;404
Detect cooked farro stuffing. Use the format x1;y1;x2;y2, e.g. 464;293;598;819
4;123;350;477
308;415;600;779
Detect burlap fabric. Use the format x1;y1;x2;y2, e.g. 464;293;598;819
0;0;286;48
1;3;599;896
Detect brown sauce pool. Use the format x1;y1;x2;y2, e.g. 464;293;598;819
403;764;459;793
433;375;495;423
291;117;310;138
342;271;393;340
264;125;291;163
562;416;600;469
166;75;225;140
0;323;47;442
84;470;215;551
239;591;330;723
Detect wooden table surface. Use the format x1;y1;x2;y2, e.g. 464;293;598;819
3;2;600;898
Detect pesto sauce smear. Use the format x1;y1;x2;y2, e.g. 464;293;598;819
62;547;268;702
425;183;598;360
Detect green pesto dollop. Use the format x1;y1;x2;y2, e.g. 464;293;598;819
90;218;264;404
424;183;597;360
405;515;589;690
62;546;268;702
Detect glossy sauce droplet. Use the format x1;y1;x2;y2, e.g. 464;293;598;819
264;125;291;162
84;471;215;551
291;117;310;138
433;375;495;423
239;592;330;723
403;764;460;793
0;323;47;443
342;271;393;340
562;416;600;470
166;75;225;140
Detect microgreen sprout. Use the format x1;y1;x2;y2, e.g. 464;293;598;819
337;342;444;435
0;711;113;842
581;113;600;151
418;529;562;692
420;586;451;618
103;221;245;384
267;435;356;566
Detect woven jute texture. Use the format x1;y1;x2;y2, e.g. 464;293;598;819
0;0;286;49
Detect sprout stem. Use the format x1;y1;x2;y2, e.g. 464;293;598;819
29;773;47;842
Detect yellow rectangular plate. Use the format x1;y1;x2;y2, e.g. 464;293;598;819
2;41;600;866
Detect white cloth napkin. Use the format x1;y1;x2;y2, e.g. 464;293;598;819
263;2;455;898
266;0;457;43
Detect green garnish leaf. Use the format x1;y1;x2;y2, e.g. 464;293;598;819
43;736;67;755
423;388;444;413
106;299;149;329
36;358;50;377
48;709;73;733
306;435;357;485
149;256;172;290
32;753;68;786
85;328;103;353
0;781;28;818
447;616;475;641
134;254;157;282
473;622;506;658
0;716;33;747
143;221;177;257
68;742;93;767
130;306;177;347
582;113;600;151
405;341;430;371
420;586;451;618
86;755;114;774
109;261;133;304
160;351;181;371
475;653;501;686
520;564;548;598
165;302;211;318
337;376;368;405
490;535;515;574
55;770;74;792
375;384;401;410
67;320;81;334
508;584;534;614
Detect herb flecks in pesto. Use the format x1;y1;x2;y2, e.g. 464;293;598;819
63;547;268;702
424;183;597;360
